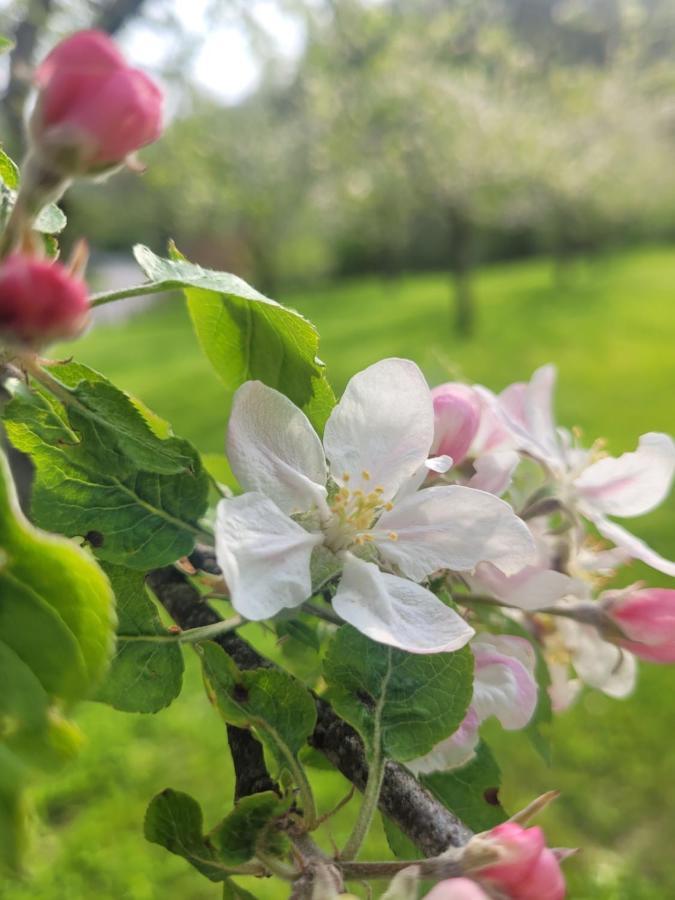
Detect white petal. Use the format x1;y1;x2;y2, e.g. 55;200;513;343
468;450;520;496
575;432;675;517
323;359;433;499
227;381;328;515
395;455;454;502
469;561;584;611
557;618;637;698
215;494;322;620
591;515;675;577
471;634;538;730
499;365;562;467
332;553;474;653
408;708;480;774
373;485;536;580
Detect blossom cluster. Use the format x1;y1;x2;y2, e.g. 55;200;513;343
215;358;675;768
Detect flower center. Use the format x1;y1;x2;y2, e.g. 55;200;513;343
323;470;394;552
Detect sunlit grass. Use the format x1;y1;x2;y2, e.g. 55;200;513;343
3;246;674;899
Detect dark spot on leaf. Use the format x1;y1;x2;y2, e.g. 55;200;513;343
483;787;500;806
85;530;104;548
233;683;249;703
356;690;375;711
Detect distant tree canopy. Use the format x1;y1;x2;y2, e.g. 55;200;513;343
5;0;675;328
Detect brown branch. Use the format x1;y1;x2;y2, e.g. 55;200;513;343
146;566;473;857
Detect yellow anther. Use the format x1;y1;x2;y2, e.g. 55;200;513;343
387;531;398;541
353;489;364;498
342;472;350;482
374;486;384;494
384;502;394;511
362;470;371;480
362;534;374;543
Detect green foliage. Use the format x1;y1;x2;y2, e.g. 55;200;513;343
0;149;19;190
211;792;289;865
222;880;257;899
130;244;336;432
0;451;115;870
33;204;67;236
422;742;507;833
322;626;473;762
3;363;209;569
199;643;316;780
144;789;239;882
95;565;184;713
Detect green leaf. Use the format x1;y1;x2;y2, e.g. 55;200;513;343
211;792;289;865
144;789;238;882
3;363;209;569
200;643;316;778
422;742;507;832
0;36;14;55
323;626;473;762
95;565;184;713
0;149;19;190
131;244;335;432
222;879;258;900
381;814;422;861
0;450;115;701
0;747;29;873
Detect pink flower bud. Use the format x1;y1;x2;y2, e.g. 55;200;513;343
431;383;482;466
0;254;89;347
424;878;491;899
606;588;675;663
30;30;163;174
475;823;565;900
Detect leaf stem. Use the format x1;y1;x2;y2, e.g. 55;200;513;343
89;281;172;308
118;615;243;645
301;601;342;626
339;654;392;860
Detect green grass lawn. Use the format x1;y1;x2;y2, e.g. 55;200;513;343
3;246;675;899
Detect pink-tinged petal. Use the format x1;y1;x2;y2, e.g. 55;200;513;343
470;562;584;611
478;824;566;900
556;618;636;698
227;381;328;516
423;878;491;900
575;432;675;517
373;485;536;581
323;359;434;499
332;554;474;654
472;635;538;730
409;708;481;775
606;589;675;664
471;385;515;455
215;494;322;620
468;451;520;496
499;366;561;467
431;383;482;465
590;515;675;577
36;30;126;85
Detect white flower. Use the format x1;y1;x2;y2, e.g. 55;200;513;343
216;358;536;654
499;365;675;577
409;634;538;772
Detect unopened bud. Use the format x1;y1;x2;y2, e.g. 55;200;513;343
604;588;675;663
29;30;163;177
423;877;491;899
0;253;89;348
431;383;482;467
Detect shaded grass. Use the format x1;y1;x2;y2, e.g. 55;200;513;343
3;246;675;898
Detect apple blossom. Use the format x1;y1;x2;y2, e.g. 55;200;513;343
471;822;566;900
498;365;675;577
215;358;536;653
29;30;163;175
604;588;675;663
431;383;482;466
410;634;538;772
0;253;89;347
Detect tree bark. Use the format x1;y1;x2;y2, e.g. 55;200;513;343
147;565;473;857
447;208;475;337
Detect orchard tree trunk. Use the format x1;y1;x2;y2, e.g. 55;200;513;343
447;207;475;337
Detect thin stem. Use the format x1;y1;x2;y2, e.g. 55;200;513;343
254;851;297;881
89;282;171;308
340;656;392;860
117;615;243;645
340;855;464;881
